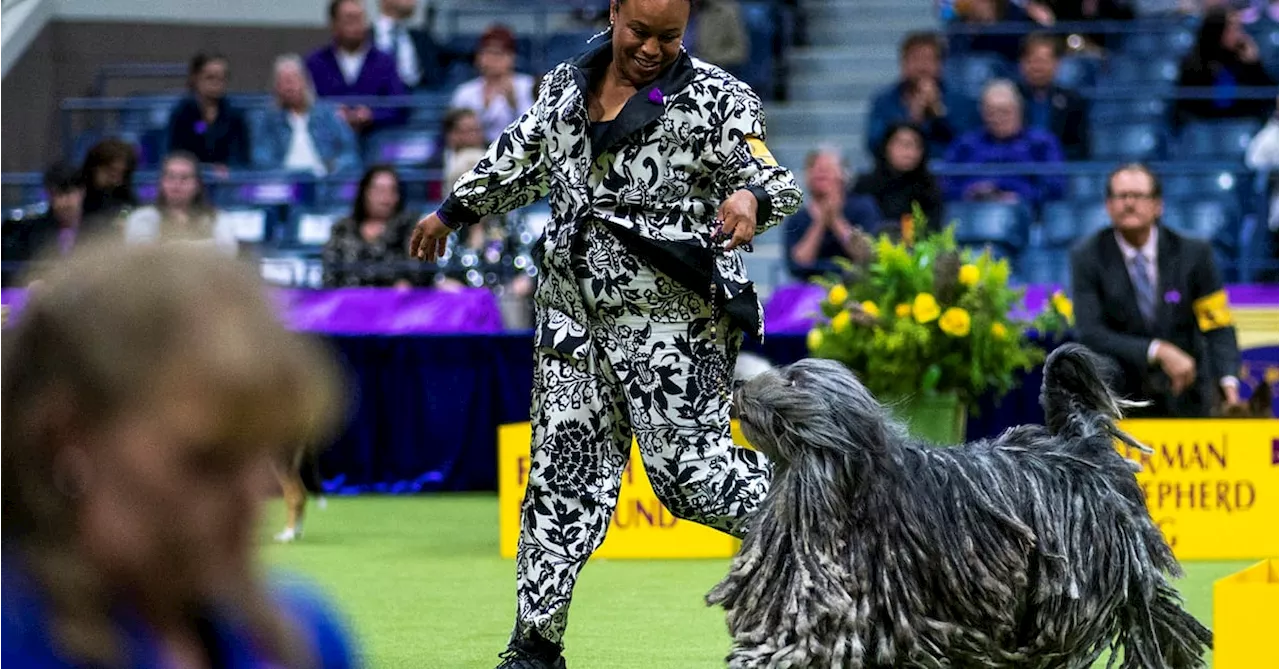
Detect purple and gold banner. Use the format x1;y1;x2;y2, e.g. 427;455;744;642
1;287;505;335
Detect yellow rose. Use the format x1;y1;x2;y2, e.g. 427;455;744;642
938;307;972;337
1052;292;1074;321
831;310;852;332
958;264;980;287
860;301;880;318
895;303;912;319
827;284;849;306
806;328;824;351
990;322;1008;339
912;293;940;323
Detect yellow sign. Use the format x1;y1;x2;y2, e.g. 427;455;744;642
501;419;1277;561
1213;559;1279;668
1115;419;1278;561
498;421;753;559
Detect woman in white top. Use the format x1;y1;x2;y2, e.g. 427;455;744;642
123;152;238;255
449;25;535;143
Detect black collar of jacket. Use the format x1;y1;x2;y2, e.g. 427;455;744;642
571;39;698;160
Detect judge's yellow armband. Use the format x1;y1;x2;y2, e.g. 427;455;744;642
1193;289;1234;332
746;136;778;167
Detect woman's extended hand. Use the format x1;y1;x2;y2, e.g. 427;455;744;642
409;213;452;261
717;190;759;251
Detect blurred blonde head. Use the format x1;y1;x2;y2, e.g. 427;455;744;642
2;241;344;667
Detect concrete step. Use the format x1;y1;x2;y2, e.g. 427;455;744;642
802;5;938;31
806;15;936;46
788;47;904;78
787;78;888;103
768;136;870;172
765;102;870;136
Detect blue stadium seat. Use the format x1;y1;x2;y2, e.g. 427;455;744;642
544;30;601;68
1247;20;1279;79
1120;27;1194;57
1173;120;1264;160
1090;122;1165;161
945;54;1013;99
1162;171;1242;201
1041;201;1084;247
1089;98;1169;124
1054;55;1100;89
364;129;439;167
119;96;181;131
1016;248;1070;285
945;201;1029;253
1076;201;1114;239
1161;198;1238;241
1067;173;1106;202
1103;56;1179;87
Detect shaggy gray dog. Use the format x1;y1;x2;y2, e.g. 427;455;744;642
709;344;1211;668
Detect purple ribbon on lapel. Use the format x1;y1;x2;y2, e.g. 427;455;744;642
1164;290;1181;305
647;88;664;105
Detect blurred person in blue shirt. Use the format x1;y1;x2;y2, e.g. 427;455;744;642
944;78;1065;207
2;241;360;669
866;32;975;158
1016;32;1089;159
785;147;883;280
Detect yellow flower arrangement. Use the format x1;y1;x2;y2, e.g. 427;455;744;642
807;212;1069;405
912;293;941;323
938;307;972;337
1051;291;1074;321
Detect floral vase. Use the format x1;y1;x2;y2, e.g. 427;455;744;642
887;391;967;445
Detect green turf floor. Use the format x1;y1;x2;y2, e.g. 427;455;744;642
261;494;1248;669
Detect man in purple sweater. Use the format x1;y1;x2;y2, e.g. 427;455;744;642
307;0;408;135
944;78;1065;208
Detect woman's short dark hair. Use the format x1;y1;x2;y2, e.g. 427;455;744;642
900;31;942;59
81;139;138;185
351;165;406;222
188;51;228;79
441;107;478;136
43;162;84;194
1020;32;1061;59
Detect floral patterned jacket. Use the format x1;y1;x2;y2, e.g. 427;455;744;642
437;40;801;358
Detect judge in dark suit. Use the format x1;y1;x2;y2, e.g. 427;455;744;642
1071;163;1242;418
306;0;408;135
1016;33;1089;161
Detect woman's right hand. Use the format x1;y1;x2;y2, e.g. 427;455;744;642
409;213;452;261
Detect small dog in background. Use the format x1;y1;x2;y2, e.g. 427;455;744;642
710;344;1211;668
272;446;325;543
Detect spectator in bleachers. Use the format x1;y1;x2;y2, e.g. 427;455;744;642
853;122;944;232
944;79;1065;207
10;162;113;268
450;25;536;143
123;152;238;257
322;165;416;287
785;148;883;280
1017;33;1090;159
1071;163;1242;418
165;52;250;172
1245;108;1278;272
1175;7;1277;124
426;108;488;199
867;32;972;158
307;0;409;136
253;54;361;177
371;0;440;89
951;0;1037;61
80;138;138;227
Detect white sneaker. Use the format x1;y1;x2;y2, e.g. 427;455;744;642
274;526;303;543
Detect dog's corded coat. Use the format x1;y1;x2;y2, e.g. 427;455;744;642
709;344;1212;668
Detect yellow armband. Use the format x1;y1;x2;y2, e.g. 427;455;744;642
746;136;778;167
1193;289;1234;332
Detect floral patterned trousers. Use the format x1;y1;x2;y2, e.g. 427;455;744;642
512;220;773;647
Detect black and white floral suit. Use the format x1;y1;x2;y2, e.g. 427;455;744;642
436;40;802;648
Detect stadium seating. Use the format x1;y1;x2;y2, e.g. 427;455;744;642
1173;119;1265;161
945;201;1030;257
1089;122;1166;161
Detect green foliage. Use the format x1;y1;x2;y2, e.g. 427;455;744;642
806;211;1073;405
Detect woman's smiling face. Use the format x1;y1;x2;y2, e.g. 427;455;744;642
610;0;689;87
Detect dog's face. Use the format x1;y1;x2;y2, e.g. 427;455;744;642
732;358;898;467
